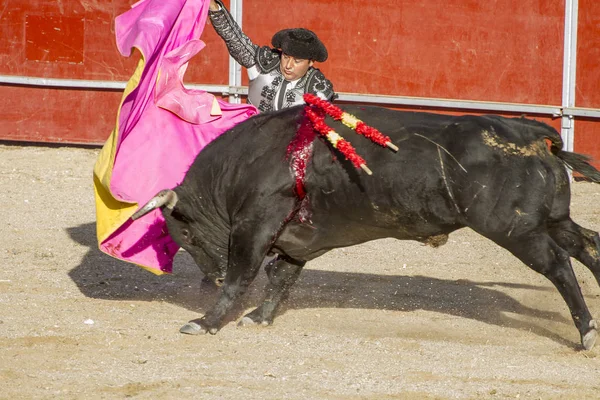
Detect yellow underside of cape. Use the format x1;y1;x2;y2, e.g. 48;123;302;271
93;57;165;275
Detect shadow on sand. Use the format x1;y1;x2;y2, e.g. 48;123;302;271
67;222;575;348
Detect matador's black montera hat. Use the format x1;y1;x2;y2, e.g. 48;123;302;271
271;28;328;62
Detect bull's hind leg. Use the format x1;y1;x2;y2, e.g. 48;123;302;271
239;254;305;327
548;218;600;286
497;232;597;350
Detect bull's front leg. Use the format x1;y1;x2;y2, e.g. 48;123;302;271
239;254;305;326
180;267;258;335
180;208;292;335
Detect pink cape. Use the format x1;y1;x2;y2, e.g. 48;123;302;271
93;0;257;274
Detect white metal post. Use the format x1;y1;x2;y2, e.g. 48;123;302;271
561;0;579;153
228;0;244;104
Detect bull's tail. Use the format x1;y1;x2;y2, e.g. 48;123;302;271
548;134;600;183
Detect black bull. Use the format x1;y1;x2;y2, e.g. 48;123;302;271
133;104;600;350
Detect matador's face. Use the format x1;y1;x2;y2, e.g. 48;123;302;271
280;53;314;81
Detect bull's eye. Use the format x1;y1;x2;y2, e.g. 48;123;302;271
181;228;190;238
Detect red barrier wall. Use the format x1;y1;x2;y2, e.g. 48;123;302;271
573;0;600;163
242;0;565;104
0;0;598;162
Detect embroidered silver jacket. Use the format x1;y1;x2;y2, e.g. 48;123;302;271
209;1;335;112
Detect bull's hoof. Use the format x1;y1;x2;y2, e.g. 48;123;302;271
238;315;270;327
238;316;254;327
238;316;258;327
582;320;598;351
179;321;206;335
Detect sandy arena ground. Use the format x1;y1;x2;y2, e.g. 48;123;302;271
2;143;600;399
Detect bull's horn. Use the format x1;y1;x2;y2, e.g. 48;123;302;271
131;189;179;220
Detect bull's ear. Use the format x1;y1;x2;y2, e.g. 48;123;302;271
163;206;175;217
169;207;190;222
